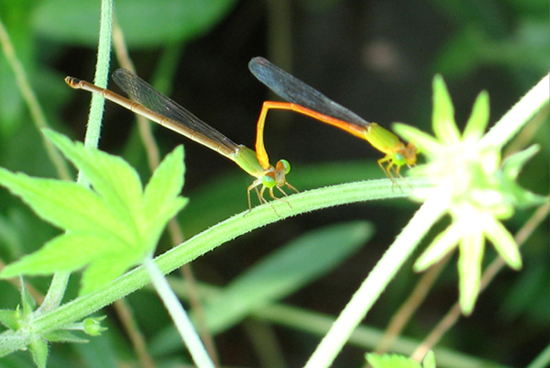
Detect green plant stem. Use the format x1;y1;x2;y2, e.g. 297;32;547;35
143;258;214;368
36;272;70;313
79;0;113;160
39;0;114;314
0;178;429;356
255;305;512;368
164;277;513;368
412;202;550;361
481;73;549;148
527;344;550;368
304;188;447;368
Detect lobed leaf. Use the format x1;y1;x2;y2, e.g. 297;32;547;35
45;130;144;230
0;169;134;242
0;132;186;294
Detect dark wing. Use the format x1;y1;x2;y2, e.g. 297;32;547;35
248;57;370;127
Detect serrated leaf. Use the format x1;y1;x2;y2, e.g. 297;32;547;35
45;130;144;228
142;146;189;244
0;132;186;294
201;221;373;333
143;146;185;221
142;197;188;253
0;169;135;243
1;233;129;278
140;146;188;252
0;170;102;228
79;251;146;295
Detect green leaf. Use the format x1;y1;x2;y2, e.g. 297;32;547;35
0;132;186;294
79;254;145;295
392;124;440;157
485;218;522;270
20;277;36;316
143;146;185;214
32;0;239;48
0;169;131;240
502;145;540;180
0;233;130;277
499;145;549;208
142;146;188;247
463;90;490;142
422;351;436;368
414;222;461;272
0;309;20;330
44;130;144;230
42;330;88;343
432;75;460;144
366;353;422;368
200;221;373;333
458;232;484;315
29;338;48;368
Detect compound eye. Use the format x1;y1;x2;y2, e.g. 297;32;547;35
393;153;406;166
277;159;291;174
262;174;276;188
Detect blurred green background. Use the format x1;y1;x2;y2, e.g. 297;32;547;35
0;0;548;367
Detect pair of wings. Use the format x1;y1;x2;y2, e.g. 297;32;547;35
112;57;371;153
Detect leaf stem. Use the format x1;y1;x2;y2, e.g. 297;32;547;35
39;0;114;314
303;189;447;368
79;0;113;159
143;257;215;368
0;178;427;356
481;73;549;148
